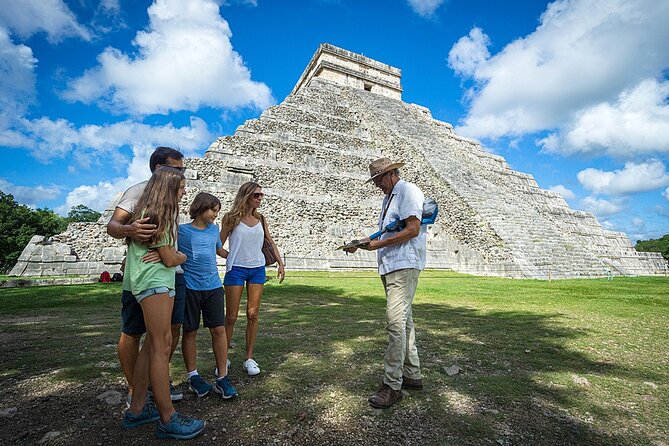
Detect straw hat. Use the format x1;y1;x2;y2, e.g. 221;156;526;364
365;157;405;183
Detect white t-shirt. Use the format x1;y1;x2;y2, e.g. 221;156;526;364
116;181;148;214
376;179;427;276
226;220;265;271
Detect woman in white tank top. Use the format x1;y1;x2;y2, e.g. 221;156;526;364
220;182;285;376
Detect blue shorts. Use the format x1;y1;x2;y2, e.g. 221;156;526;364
223;265;266;286
121;273;186;335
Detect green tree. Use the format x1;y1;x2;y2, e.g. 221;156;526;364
67;204;101;223
0;191;68;274
635;234;669;261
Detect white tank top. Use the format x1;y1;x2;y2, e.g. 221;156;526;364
226;220;265;271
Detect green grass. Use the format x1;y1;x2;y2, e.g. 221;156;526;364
1;271;667;445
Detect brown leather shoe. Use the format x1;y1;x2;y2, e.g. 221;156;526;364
401;376;423;390
368;384;403;409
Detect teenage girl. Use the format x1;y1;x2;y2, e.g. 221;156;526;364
122;166;205;440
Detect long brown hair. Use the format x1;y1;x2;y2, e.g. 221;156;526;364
127;167;185;246
221;181;261;232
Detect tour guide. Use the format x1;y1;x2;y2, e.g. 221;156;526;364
345;157;426;409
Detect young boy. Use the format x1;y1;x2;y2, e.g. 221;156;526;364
178;192;237;399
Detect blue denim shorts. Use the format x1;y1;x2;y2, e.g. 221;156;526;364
136;286;175;302
121;274;185;335
223;265;266;286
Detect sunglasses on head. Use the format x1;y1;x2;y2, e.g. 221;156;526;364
252;192;264;199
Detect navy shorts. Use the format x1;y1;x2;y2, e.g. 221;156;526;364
121;273;186;335
183;287;226;332
223;265;266;286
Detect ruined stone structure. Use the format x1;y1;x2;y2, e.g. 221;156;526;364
11;44;666;279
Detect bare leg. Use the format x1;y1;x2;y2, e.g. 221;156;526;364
210;326;229;377
182;329;198;373
129;334;151;412
118;332;141;396
224;285;244;349
134;293;175;424
170;324;181;362
245;283;264;360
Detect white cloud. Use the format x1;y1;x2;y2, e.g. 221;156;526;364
539;79;669;156
577;160;669;195
663;187;669;201
55;140;189;214
0;0;90;43
407;0;445;17
452;0;669;155
17;115;212;164
48;118;213;213
579;196;625;216
447;28;490;77
631;217;644;227
63;0;273;115
57;177;132;215
0;28;37;129
0;178;61;208
548;184;575;200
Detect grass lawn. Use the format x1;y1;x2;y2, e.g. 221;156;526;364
0;271;667;445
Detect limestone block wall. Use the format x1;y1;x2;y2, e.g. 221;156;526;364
10;224;125;277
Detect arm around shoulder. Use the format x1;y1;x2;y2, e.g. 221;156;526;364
107;207;157;242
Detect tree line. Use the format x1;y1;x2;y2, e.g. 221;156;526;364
0;191;101;274
635;234;669;261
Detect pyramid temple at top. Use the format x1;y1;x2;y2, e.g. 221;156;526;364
11;44;667;279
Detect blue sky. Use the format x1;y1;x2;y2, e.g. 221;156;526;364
0;0;668;243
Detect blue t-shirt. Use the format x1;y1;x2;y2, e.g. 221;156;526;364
178;223;223;291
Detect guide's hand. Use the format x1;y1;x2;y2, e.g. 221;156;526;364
130;217;157;242
358;237;378;251
141;249;161;263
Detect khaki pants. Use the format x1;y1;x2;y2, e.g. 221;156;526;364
381;268;421;390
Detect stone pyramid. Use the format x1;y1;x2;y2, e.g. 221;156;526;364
11;44;666;279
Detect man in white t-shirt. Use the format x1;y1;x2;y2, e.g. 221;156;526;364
345;157;426;409
107;146;187;405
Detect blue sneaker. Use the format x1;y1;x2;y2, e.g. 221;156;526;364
214;375;238;399
188;374;212;397
156;412;206;440
122;402;160;429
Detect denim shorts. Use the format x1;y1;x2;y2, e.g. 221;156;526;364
136;286;175;302
121;274;185;335
223;265;266;286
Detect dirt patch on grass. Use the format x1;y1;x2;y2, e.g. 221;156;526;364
0;375;629;446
